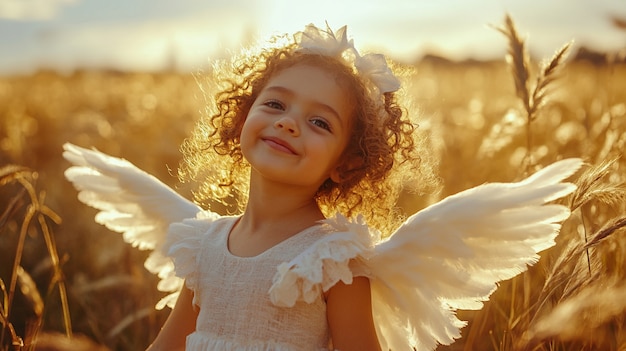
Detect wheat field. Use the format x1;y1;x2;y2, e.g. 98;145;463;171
1;16;625;351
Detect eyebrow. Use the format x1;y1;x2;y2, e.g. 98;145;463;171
263;85;344;127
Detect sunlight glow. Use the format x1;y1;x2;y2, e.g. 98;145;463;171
0;0;624;74
0;0;78;20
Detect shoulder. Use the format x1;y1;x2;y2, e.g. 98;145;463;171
162;212;234;270
165;212;235;245
269;214;379;307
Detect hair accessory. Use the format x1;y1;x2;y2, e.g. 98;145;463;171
296;23;401;97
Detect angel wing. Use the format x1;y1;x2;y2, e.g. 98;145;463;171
63;142;208;309
367;158;583;351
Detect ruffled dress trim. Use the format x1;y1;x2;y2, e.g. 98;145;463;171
269;214;379;307
163;211;219;306
186;331;328;351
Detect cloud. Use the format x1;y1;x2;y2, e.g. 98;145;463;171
0;0;79;20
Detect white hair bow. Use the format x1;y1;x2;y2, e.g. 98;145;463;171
296;23;401;96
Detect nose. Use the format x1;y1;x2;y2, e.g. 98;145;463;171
274;116;300;136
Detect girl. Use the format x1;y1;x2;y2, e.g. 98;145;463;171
149;23;418;351
64;23;582;351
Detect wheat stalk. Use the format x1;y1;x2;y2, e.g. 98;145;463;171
525;156;626;350
494;14;531;115
494;14;572;171
583;216;626;249
526;280;626;346
0;166;71;350
529;42;572;119
569;157;624;211
522;215;624;349
0;279;24;351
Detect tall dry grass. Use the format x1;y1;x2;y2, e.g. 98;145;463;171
493;14;573;172
0;72;200;350
0;14;624;351
430;14;626;351
0;166;70;350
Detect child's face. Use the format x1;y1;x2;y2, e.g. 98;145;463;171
240;63;354;191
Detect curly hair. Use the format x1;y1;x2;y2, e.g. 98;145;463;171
179;33;433;234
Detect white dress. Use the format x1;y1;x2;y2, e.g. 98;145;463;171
164;215;367;351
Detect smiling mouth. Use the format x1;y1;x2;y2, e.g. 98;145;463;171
262;137;297;155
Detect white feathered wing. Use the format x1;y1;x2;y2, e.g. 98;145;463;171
367;158;583;351
62;142;210;309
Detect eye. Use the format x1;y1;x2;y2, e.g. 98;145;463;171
310;117;332;132
263;99;284;110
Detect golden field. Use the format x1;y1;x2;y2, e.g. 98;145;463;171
1;19;625;351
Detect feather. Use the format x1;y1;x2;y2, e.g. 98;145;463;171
63;142;205;308
367;158;583;351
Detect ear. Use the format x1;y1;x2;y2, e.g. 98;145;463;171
330;155;364;183
330;168;342;183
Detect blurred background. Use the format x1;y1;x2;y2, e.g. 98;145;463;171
1;1;625;350
1;0;625;75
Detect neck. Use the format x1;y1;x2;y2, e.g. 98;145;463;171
239;171;325;233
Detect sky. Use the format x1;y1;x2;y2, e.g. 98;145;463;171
0;0;625;75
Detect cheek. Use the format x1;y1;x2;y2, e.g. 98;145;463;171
239;121;253;151
239;110;257;137
239;113;262;155
315;139;348;169
236;101;256;131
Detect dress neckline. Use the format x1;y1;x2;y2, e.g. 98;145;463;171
222;216;323;259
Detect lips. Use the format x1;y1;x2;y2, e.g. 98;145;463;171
262;136;297;155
